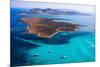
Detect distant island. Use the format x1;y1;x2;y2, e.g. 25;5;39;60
20;17;81;38
18;8;90;16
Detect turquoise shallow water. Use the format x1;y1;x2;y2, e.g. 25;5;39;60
21;32;95;65
11;8;95;66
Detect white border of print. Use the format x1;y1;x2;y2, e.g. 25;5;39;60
0;0;99;67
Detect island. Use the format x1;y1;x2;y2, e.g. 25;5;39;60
18;8;90;16
20;17;81;38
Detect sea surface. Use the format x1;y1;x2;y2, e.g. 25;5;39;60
11;8;95;66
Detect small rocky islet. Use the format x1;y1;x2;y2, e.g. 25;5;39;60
19;17;81;38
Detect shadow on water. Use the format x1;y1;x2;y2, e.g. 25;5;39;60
43;32;90;44
11;34;40;66
11;36;40;50
11;44;37;66
12;31;91;45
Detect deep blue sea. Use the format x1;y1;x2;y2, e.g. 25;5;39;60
11;8;95;66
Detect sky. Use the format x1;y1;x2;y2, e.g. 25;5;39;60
11;0;95;13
